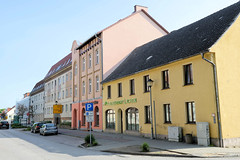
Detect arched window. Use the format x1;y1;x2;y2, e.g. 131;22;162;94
95;106;99;126
82;81;85;95
96;49;99;64
82;108;86;126
126;108;139;131
74;63;77;76
106;109;115;129
89;54;92;68
96;76;99;92
89;79;92;93
82;57;85;71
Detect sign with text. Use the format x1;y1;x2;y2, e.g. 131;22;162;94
85;103;93;111
53;105;63;114
86;115;94;122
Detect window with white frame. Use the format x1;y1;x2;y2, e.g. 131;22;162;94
96;76;99;92
89;54;92;68
82;81;85;95
96;49;99;64
82;57;85;71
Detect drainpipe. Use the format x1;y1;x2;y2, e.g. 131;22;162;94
95;33;104;132
201;51;223;147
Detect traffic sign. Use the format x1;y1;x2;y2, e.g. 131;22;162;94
86;115;94;122
86;103;93;111
86;111;93;116
53;105;63;114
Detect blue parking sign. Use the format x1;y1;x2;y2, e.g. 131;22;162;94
85;103;93;111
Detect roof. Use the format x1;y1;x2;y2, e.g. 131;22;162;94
103;2;240;83
45;53;72;80
30;79;44;95
76;9;168;50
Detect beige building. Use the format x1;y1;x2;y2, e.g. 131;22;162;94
44;53;72;122
71;5;168;130
30;79;44;122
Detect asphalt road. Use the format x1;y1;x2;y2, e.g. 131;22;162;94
0;129;239;160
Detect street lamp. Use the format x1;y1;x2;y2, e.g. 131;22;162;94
147;78;154;139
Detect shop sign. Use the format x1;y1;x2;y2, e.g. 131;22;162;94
104;98;137;106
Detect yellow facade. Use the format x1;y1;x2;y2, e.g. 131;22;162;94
103;54;220;142
210;16;240;146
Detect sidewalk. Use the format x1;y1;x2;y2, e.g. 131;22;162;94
58;128;240;158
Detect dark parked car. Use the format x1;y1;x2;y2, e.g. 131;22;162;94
0;121;9;129
31;122;44;133
40;123;58;136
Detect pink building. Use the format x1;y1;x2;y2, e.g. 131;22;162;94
71;5;168;131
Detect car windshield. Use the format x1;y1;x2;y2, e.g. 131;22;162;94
46;124;55;127
1;121;8;124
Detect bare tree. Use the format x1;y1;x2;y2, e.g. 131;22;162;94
16;104;28;117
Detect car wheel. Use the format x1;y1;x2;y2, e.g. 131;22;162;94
31;130;33;133
55;132;58;135
34;130;36;134
43;132;46;136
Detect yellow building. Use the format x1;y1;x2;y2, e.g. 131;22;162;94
102;2;240;147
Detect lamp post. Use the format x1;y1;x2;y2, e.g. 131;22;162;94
147;78;154;139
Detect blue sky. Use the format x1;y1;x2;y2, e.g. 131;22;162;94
0;0;238;109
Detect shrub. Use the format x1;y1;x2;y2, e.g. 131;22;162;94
84;134;95;144
11;123;26;128
92;141;98;146
141;143;150;152
23;127;31;131
60;122;71;126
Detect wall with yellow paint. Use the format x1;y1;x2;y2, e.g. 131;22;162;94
103;54;219;141
210;16;240;145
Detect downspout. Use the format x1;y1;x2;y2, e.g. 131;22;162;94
201;51;223;147
95;33;104;132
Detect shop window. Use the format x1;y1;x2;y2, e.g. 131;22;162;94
95;106;99;126
106;109;115;129
126;108;139;131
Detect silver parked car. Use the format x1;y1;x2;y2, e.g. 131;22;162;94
40;123;58;136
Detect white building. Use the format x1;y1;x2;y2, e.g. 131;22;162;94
15;93;30;125
6;106;16;123
44;53;72;122
30;79;45;122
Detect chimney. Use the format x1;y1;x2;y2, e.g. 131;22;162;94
134;5;148;13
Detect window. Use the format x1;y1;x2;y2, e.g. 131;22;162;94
95;106;99;126
96;76;99;92
106;110;115;129
62;76;64;84
66;89;68;97
89;79;92;93
70;88;72;96
82;108;86;126
65;104;68;112
82;57;85;71
66;73;68;81
82;81;85;95
107;85;111;99
184;64;193;85
62;90;64;99
126;108;139;131
186;102;196;123
55;80;56;86
130;79;135;95
58;78;61;86
62;105;64;112
118;83;122;97
164;104;171;123
96;49;99;64
74;63;77;76
89;54;92;68
162;70;169;89
143;75;149;92
70;104;72;112
52;81;53;89
51;94;53;101
145;106;151;123
58;91;61;99
74;85;77;97
70;72;72;80
54;93;56;101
